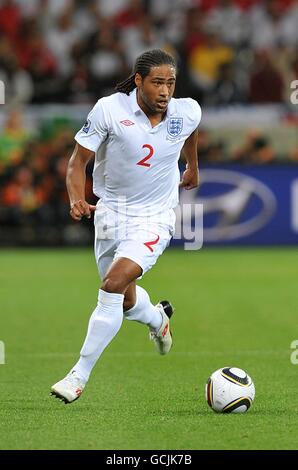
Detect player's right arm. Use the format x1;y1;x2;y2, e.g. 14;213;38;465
66;143;96;221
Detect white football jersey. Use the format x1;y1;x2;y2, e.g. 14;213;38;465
75;88;201;216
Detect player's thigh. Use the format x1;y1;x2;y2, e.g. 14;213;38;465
115;232;170;277
96;251;137;308
102;257;142;293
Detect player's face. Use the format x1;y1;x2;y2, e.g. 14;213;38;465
136;65;176;115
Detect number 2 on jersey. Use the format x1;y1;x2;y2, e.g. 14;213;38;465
137;144;154;168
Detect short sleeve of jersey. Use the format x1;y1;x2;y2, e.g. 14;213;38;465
75;99;109;152
187;98;202;133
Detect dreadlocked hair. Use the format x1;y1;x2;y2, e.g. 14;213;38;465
115;49;176;95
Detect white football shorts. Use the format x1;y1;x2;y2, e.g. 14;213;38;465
94;201;176;279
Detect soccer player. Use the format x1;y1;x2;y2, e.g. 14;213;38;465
51;49;201;403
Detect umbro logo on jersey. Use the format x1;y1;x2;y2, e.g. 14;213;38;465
120;120;135;126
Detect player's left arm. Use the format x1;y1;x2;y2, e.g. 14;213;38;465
180;127;199;190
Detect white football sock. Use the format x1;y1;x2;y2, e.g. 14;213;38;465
72;289;124;383
124;285;162;331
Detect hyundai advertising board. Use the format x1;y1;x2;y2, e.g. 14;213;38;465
174;165;298;246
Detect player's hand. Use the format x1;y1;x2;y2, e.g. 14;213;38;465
179;168;199;190
70;200;96;221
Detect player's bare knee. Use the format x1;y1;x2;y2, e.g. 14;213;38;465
101;277;126;294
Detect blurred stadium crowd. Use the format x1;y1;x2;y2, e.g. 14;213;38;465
0;0;297;104
0;0;297;244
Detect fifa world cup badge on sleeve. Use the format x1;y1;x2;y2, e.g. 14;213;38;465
82;119;91;134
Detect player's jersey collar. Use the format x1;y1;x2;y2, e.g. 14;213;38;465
128;88;177;117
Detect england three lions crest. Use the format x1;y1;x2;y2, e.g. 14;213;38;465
167;118;183;138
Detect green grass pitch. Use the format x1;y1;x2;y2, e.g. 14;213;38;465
0;247;298;450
